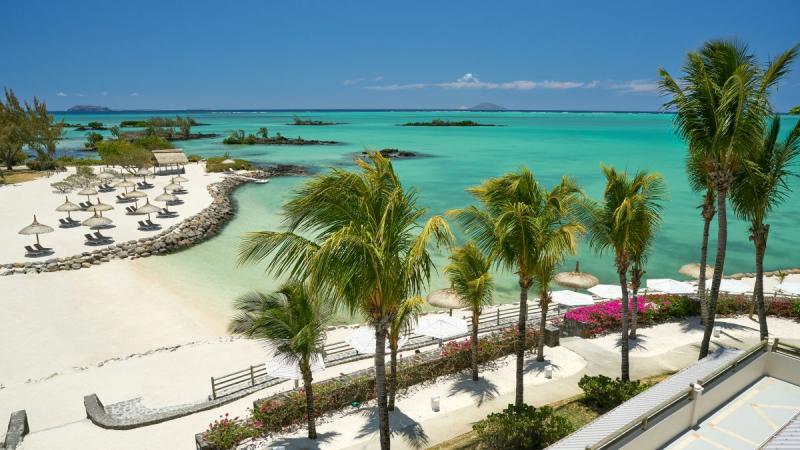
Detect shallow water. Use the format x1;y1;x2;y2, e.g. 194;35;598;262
54;111;800;320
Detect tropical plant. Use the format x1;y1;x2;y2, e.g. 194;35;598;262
730;115;800;340
84;131;103;149
578;375;646;412
387;295;425;410
659;39;798;358
109;125;120;139
628;198;661;339
451;169;582;405
473;404;574;450
580;166;665;380
445;241;495;380
96;140;153;174
237;152;451;449
257;127;269;139
686;148;716;315
0;89;33;170
789;105;800;115
229;282;327;439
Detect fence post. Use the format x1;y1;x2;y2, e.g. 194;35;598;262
250;365;256;386
211;377;217;400
496;309;500;326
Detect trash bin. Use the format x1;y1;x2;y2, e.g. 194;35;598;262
544;324;560;347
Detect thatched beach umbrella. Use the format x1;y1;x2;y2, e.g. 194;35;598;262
77;187;98;202
426;288;464;316
18;215;54;245
163;182;181;192
135;199;161;221
125;189;147;206
172;175;188;184
154;190;178;213
679;263;715;280
98;172;115;181
86;199;114;216
555;261;599;290
136;167;152;182
114;179;135;193
56;197;81;219
82;212;112;230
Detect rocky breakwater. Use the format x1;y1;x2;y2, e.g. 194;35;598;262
0;171;270;276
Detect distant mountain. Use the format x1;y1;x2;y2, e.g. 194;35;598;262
468;102;506;111
67;105;112;112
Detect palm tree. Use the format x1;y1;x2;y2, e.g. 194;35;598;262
229;282;326;439
388;295;425;410
451;169;582;406
687;150;716;316
258;127;269;139
581;166;666;380
628;223;658;339
731;116;800;340
659;39;798;359
445;241;495;380
238;152;451;450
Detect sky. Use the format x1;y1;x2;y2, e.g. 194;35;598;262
2;0;799;111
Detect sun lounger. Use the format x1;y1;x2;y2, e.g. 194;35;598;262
93;231;110;241
145;219;159;228
34;243;52;252
79;201;92;209
126;206;137;214
24;245;47;256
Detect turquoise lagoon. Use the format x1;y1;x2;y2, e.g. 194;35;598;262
54;111;800;321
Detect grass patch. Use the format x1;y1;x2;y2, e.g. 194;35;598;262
1;171;46;184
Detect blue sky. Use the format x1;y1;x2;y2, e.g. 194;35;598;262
2;0;799;111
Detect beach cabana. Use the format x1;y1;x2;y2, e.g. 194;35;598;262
588;284;631;300
345;326;407;355
18;215;54;246
415;314;467;340
718;279;750;295
264;353;325;380
426;288;464;316
550;290;595;307
646;278;696;295
56;197;81;219
151;149;188;175
679;263;715;280
555;261;599;289
776;281;800;296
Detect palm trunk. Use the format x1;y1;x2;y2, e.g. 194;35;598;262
629;265;642;340
471;310;479;381
618;268;631;381
515;277;530;407
374;323;391;450
536;288;549;362
753;223;769;341
388;337;398;411
698;192;715;323
300;360;317;439
699;185;728;359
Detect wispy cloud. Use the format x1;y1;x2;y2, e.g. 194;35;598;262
365;83;426;91
130;92;140;97
610;80;659;93
342;78;365;86
373;75;384;82
56;91;67;97
363;73;591;91
101;91;109;96
75;93;85;97
584;80;600;89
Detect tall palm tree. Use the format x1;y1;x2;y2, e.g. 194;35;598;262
229;282;326;439
581;166;666;380
388;295;425;411
687;150;716;316
659;39;798;359
445;241;495;381
238;152;451;450
731;115;800;340
628;227;658;339
451;169;582;406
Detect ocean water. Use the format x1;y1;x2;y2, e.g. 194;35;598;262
53;111;800;320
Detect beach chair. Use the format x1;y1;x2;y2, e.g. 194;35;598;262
59;218;70;226
145;219;159;228
79;201;92;209
126;206;137;214
67;217;80;225
84;234;98;244
138;220;148;228
24;245;43;256
34;243;52;252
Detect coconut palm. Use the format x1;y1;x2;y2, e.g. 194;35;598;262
387;295;425;410
444;241;495;381
628;224;658;339
687;150;716;316
731;115;800;340
581;166;666;380
229;282;327;439
659;39;798;358
451;169;582;406
238;152;451;450
258;127;269;139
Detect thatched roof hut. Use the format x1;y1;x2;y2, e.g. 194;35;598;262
151;149;188;175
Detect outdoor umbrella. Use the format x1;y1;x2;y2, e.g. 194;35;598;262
426;288;464;316
114;179;135;193
154;190;178;213
163;183;181;192
646;278;696;295
345;326;408;355
98;172;114;181
718;279;751;295
125;189;147;206
56;196;81;219
776;281;800;296
135;199;162;221
82;212;112;229
86;199;114;216
264;353;325;380
679;263;715;280
77;187;98;202
172;175;188;184
554;261;599;290
588;284;631;300
550;290;595;307
18;215;54;245
415;314;468;340
136;167;152;182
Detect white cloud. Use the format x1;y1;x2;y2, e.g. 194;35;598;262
585;80;600;89
373;75;384;81
610;80;659;93
75;93;85;97
365;83;426;91
363;73;597;92
343;78;365;86
56;91;67;97
130;92;140;97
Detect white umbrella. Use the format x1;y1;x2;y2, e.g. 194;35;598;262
345;326;408;355
264;353;325;380
646;278;696;295
18;215;54;245
588;284;630;300
776;281;800;296
550;290;594;307
415;314;468;340
719;279;751;295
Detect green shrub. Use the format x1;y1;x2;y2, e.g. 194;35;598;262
133;134;174;150
793;302;800;319
206;156;256;172
187;154;203;163
473;404;574;450
204;414;257;450
578;375;646;412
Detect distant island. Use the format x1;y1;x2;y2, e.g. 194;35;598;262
790;105;800;115
67;105;111;112
401;119;497;127
288;116;345;126
120;117;206;128
223;129;338;145
468;102;506;111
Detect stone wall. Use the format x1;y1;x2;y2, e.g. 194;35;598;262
1;410;28;450
1;172;267;276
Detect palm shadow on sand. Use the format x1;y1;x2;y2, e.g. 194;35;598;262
448;376;499;407
525;357;562;375
356;406;429;449
268;431;340;450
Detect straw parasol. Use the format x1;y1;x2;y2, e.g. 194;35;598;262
135;199;161;221
264;353;325;380
345;327;408;355
163;182;181;192
679;263;715;279
82;212;112;229
18;215;54;245
136;167;152;182
646;279;695;295
555;261;599;290
56;197;81;219
125;189;147;206
172;175;188;184
415;314;468;340
426;288;464;313
98;172;115;181
86;199;114;216
114;180;135;193
550;290;595;307
154;190;178;213
77;187;98;202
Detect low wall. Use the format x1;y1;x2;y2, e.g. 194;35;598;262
1;410;29;450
